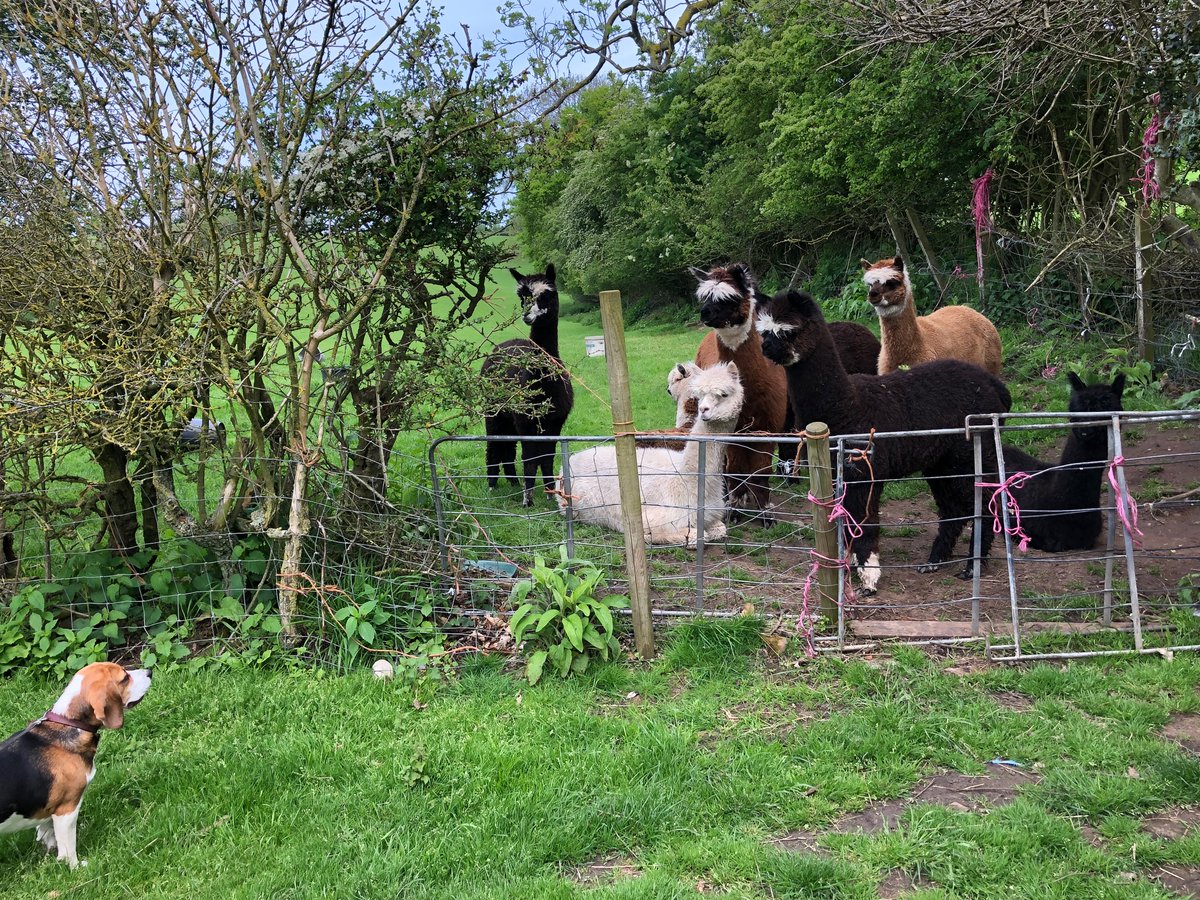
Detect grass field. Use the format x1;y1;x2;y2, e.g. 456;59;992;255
3;621;1200;898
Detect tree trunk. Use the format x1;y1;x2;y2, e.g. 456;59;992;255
904;208;949;294
883;209;915;266
94;442;140;555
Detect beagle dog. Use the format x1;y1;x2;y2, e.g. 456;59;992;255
1;662;151;868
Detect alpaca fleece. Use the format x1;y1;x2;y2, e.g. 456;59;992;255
998;372;1125;552
482;264;574;505
757;288;1012;592
561;362;744;547
862;255;1002;376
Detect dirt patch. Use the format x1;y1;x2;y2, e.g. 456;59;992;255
1079;823;1106;847
834;764;1038;836
1142;807;1200;841
1161;714;1200;754
991;690;1036;712
1147;863;1200;898
697;702;822;746
771;762;1038;858
766;830;825;855
877;869;936;899
569;853;641;885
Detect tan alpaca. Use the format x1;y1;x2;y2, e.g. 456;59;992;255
861;255;1002;376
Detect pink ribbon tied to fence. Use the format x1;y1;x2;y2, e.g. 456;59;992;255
798;550;854;659
807;489;864;539
976;472;1034;554
1107;455;1145;548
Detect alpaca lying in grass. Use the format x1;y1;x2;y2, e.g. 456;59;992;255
998;372;1126;552
861;255;1002;376
757;288;1011;592
561;362;744;547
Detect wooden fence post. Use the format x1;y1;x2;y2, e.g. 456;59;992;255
598;290;656;659
805;422;839;622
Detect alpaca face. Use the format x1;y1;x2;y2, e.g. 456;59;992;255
687;362;744;426
1066;371;1126;443
691;263;755;347
860;256;910;319
510;265;558;325
756;289;823;367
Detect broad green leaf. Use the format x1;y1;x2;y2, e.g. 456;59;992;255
593;605;614;635
526;649;548;685
563;614;584;651
536;608;560;630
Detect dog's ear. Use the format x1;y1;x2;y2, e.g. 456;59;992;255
544;263;556;283
91;681;125;730
508;268;525;283
1067;371;1087;392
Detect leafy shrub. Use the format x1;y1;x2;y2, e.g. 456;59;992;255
508;546;628;684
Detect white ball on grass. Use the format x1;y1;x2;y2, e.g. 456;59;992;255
372;659;394;679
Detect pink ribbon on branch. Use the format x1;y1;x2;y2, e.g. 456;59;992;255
971;168;994;289
1133;94;1162;205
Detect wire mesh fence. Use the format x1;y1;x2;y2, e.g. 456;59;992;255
1;403;1197;671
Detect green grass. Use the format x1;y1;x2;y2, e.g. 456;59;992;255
4;631;1200;898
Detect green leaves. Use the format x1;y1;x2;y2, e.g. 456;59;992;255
507;548;626;684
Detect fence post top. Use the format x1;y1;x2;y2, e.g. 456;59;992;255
806;421;829;438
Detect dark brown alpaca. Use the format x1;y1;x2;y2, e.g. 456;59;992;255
757;288;1011;593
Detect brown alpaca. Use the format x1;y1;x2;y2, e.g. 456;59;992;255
861;256;1002;376
690;263;788;514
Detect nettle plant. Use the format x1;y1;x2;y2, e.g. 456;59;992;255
508;547;628;684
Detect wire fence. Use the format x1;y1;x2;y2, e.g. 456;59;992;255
0;404;1197;670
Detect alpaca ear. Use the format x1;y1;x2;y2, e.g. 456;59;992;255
725;362;740;381
786;289;817;315
676;362;690;379
508;268;525;283
729;263;753;290
892;255;905;271
688;265;709;283
860;258;873;270
1067;371;1087;392
1111;372;1126;397
544;263;556;283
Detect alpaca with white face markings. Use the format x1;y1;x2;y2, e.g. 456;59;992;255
689;263;881;514
482;264;574;506
862;255;1002;376
561;362;744;547
757;288;1011;593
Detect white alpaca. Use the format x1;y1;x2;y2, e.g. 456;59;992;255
561;362;745;547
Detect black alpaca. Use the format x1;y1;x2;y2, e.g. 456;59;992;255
998;372;1125;552
482;264;574;506
756;288;1012;593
